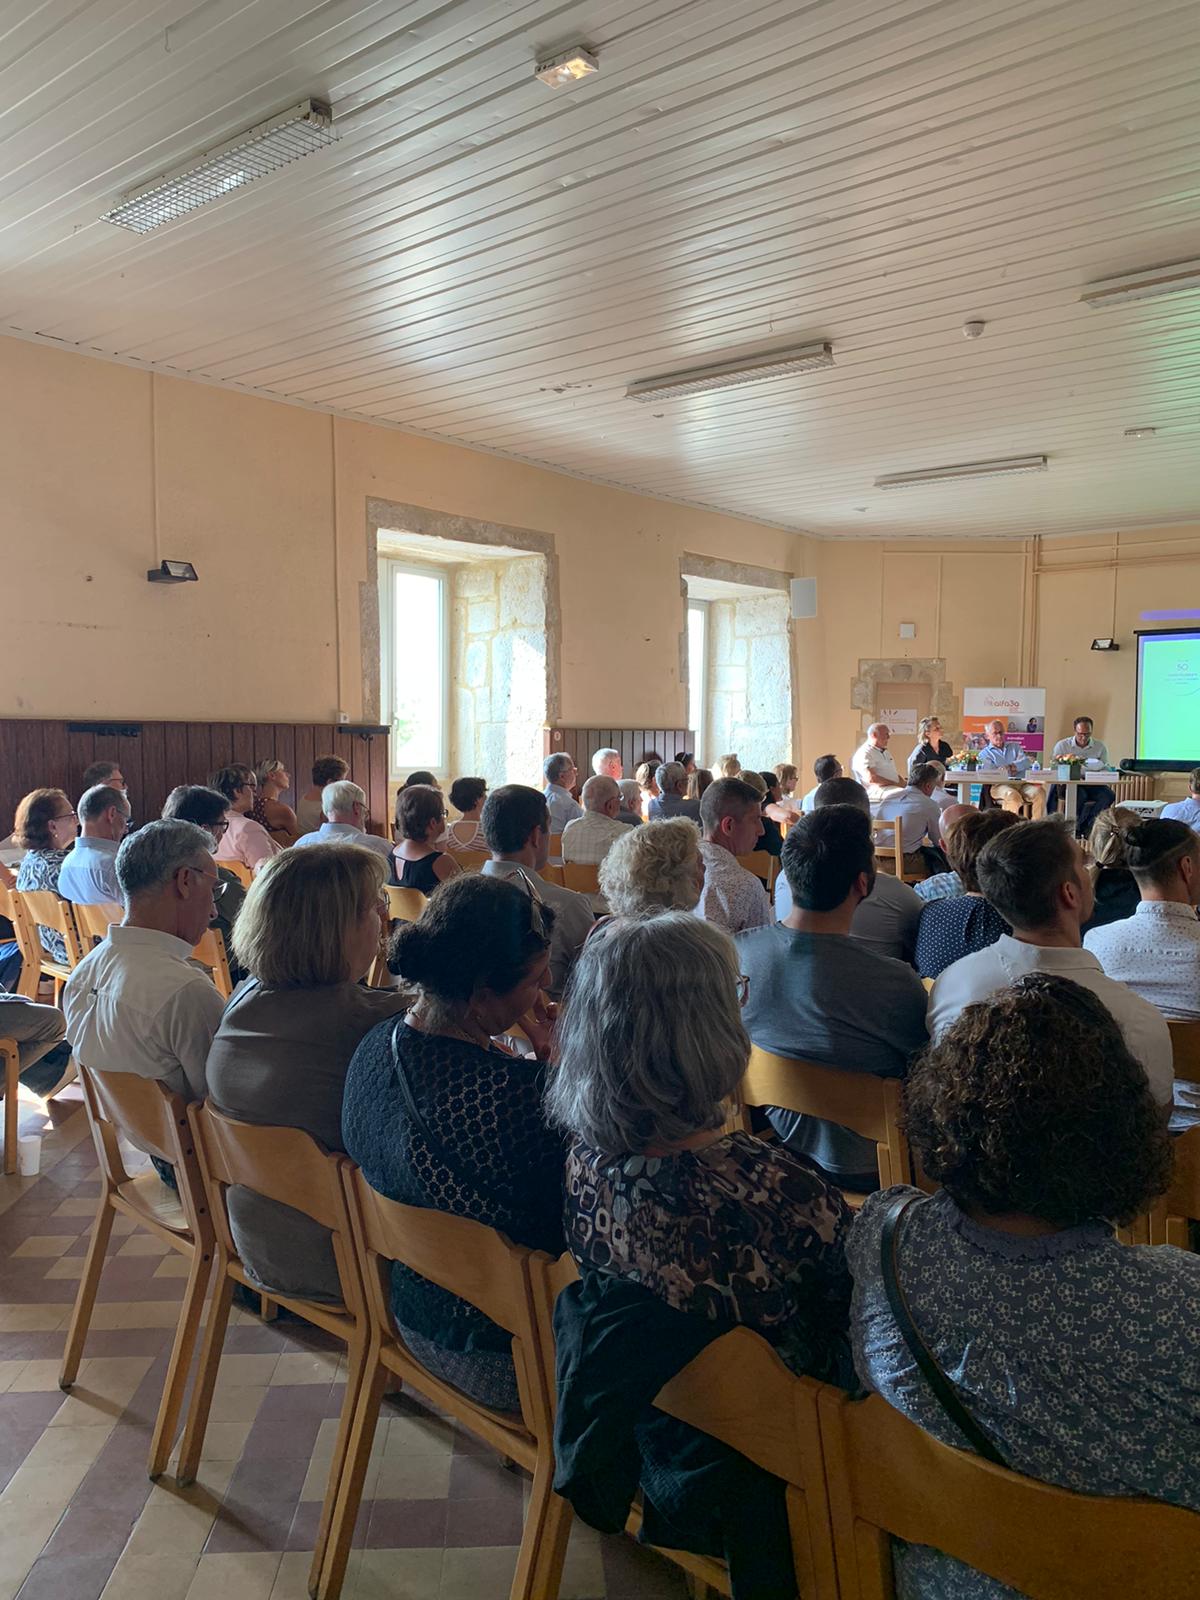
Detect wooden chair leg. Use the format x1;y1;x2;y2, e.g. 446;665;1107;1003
309;1327;370;1590
175;1264;236;1487
513;1452;573;1600
59;1197;116;1388
258;1292;278;1322
2;1042;18;1176
313;1354;388;1600
148;1243;213;1480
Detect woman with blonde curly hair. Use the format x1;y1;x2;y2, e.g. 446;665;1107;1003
598;817;705;917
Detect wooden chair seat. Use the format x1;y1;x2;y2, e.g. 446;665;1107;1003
1168;1019;1200;1082
216;858;254;889
115;1170;190;1232
452;850;490;874
538;863;565;887
72;900;124;948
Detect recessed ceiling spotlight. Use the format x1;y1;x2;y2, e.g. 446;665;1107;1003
627;341;834;403
1081;257;1200;308
1124;426;1157;439
102;100;337;233
875;455;1048;489
535;46;600;88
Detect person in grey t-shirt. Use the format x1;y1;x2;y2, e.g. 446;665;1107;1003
736;806;928;1187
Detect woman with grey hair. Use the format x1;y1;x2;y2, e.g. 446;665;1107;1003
598;818;704;916
546;913;852;1379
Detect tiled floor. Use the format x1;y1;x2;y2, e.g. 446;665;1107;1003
0;1093;688;1600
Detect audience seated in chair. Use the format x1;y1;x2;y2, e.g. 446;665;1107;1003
295;754;348;837
696;778;770;935
928;819;1173;1106
293;779;393;863
14;788;78;964
1084;819;1200;1023
591;746;623;780
561;777;630;875
739;770;783;858
1160;765;1200;832
479;785;593;998
912;802;975;901
915;809;1018;979
542;753;583;834
441;777;488;853
873;763;946;880
57;785;131;906
773;761;799;809
547;912;852;1377
343;874;563;1410
80;760;126;796
63;820;226;1183
598;817;704;920
847;975;1197;1600
647;762;701;822
851;724;902;801
206;843;403;1302
685;767;713;806
162;786;248;974
1081;806;1143;934
392;784;460;894
251;759;299;840
614;779;642;827
674;750;696;775
209;765;282;876
738;806;928;1191
798;753;842;815
0;992;75;1100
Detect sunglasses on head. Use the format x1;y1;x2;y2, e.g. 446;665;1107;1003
511;867;550;940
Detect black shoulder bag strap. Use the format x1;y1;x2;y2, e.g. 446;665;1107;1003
879;1192;1009;1468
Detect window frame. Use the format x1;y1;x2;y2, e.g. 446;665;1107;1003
379;556;451;779
687;598;709;764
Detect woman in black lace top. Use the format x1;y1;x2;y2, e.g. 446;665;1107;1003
342;873;562;1410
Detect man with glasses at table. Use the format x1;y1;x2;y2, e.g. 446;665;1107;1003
1048;716;1116;838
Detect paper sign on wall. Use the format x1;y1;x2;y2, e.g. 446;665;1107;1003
962;687;1046;755
878;706;919;735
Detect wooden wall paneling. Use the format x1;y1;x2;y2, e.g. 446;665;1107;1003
66;728;94;799
0;719;20;831
162;721;188;811
272;724;297;807
186;724;212;787
12;722;44;814
139;726;166;824
42;722;69;807
369;735;390;832
114;730;143;818
208;725;235;777
292;724;316;803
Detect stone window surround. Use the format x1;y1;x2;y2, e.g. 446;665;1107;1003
851;657;960;744
363;498;561;728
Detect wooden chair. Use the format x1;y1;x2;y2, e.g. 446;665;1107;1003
190;927;234;1000
0;883;40;999
452;850;490;874
870;818;924;884
71;899;124;949
1147;1126;1200;1248
216;858;254;889
385;884;427;922
818;1386;1200;1599
1168;1020;1200;1084
737;1046;911;1199
321;1171;571;1600
561;861;601;897
538;863;566;887
1;1037;19;1176
178;1108;369;1593
61;1067;214;1479
737;850;779;895
16;889;83;1001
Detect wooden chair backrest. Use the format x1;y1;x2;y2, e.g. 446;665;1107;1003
385;885;427;922
818;1387;1200;1600
72;900;124;947
218;859;254;889
739;1046;911;1187
655;1329;836;1600
870;817;905;878
452;851;490;874
1148;1125;1200;1249
736;851;779;893
0;884;41;996
18;889;84;967
561;861;601;896
77;1065;207;1236
1168;1020;1200;1084
191;927;233;999
538;863;565;887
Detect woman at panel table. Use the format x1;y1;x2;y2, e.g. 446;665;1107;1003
905;716;953;779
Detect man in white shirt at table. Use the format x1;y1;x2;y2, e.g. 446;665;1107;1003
851;724;903;801
873;764;946;879
1160;768;1200;833
292;780;394;862
1048;715;1115;837
929;818;1172;1107
976;720;1046;818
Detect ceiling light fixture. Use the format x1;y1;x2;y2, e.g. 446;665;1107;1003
1081;257;1200;309
102;100;338;234
1124;426;1157;439
535;46;599;88
626;341;834;403
875;455;1048;490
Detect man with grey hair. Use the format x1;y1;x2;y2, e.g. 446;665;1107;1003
58;785;131;906
293;780;392;861
63;820;226;1105
648;762;701;822
591;746;623;781
851;723;902;801
542;752;582;834
562;777;630;911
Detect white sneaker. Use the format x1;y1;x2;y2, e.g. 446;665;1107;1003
39;1057;77;1102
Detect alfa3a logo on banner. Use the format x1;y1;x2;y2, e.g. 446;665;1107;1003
961;687;1046;757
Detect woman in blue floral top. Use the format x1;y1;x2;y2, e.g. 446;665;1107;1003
848;974;1200;1600
14;788;78;965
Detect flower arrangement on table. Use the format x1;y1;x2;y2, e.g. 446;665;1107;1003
951;747;978;771
1056;753;1086;780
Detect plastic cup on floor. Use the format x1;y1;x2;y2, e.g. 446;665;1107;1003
17;1135;42;1177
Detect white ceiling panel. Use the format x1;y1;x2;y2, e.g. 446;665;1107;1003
1;0;1198;538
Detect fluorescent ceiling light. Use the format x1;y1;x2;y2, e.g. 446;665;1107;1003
627;342;834;403
535;47;599;88
102;100;338;234
875;455;1048;490
1081;258;1200;309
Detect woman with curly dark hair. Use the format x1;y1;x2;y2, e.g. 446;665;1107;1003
847;974;1198;1600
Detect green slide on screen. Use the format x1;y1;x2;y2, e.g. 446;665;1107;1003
1137;631;1200;759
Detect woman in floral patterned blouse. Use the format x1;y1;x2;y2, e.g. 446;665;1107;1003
14;788;78;964
546;912;853;1383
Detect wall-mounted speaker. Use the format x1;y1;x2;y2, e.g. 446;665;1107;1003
790;577;817;619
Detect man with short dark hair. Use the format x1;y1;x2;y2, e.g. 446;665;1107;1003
57;785;131;905
930;819;1171;1104
695;778;770;934
81;760;126;794
799;754;842;814
1048;715;1114;836
737;807;928;1188
542;753;582;833
480;785;593;998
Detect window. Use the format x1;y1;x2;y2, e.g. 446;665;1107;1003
379;559;448;777
687;599;708;761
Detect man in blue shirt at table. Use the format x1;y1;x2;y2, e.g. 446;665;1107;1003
1048;715;1115;838
976;720;1046;818
57;785;131;906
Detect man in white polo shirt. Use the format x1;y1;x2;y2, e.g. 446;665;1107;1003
851;724;902;801
292;780;393;862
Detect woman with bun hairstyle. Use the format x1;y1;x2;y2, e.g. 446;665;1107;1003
341;873;563;1408
1081;806;1142;934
